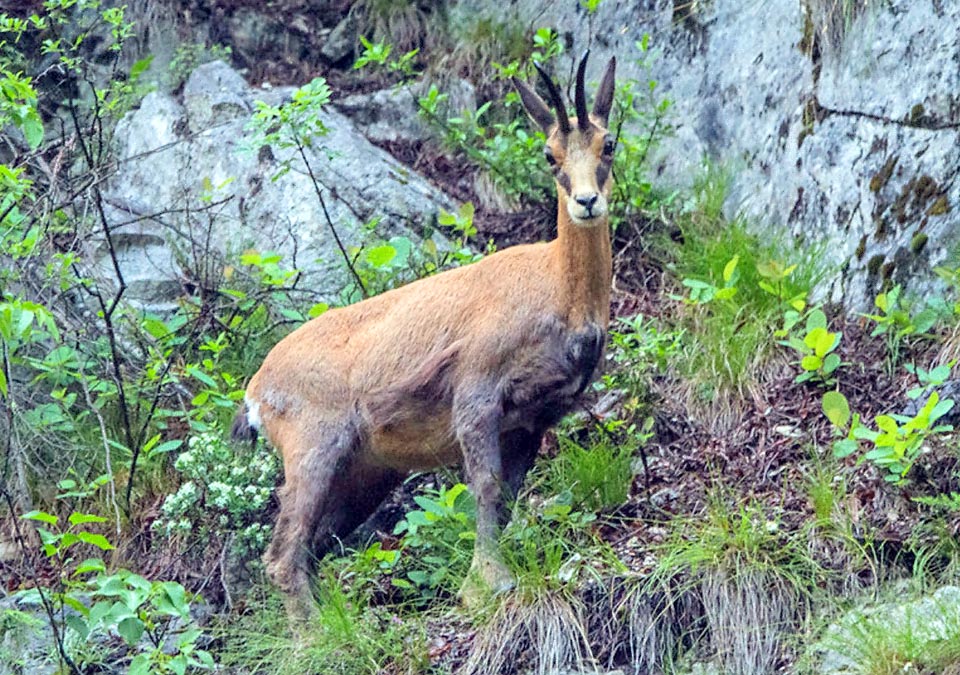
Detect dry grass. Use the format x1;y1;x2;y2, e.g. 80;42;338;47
462;591;593;675
700;566;799;675
804;0;875;51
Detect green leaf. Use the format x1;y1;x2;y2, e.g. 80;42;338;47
822;391;851;429
169;655;188;675
832;438;858;458
21;113;43;150
65;613;89;640
128;654;152;675
365;244;397;268
69;512;107;527
823;353;842;375
930;398;955;423
806;309;827;332
77;532;114;551
714;287;738;300
146;439;183;459
307;302;329;318
722;255;739;283
804;326;826;350
875;415;899;435
130;55;154;80
801;355;822;371
813;330;838;357
155;581;189;618
186;365;217;388
117;616;144;645
21;510;58;526
74;558;107;576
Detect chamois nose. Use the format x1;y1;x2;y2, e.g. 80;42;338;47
575;193;599;211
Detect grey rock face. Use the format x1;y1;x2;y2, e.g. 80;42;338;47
334;77;476;144
105;61;456;312
461;0;959;310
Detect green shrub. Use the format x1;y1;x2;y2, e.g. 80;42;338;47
155;431;278;560
543;435;635;513
390;481;476;600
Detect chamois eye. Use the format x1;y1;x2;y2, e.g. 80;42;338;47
544;150;557;166
602;135;616;155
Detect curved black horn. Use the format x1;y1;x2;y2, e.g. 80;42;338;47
575;50;590;131
534;62;571;135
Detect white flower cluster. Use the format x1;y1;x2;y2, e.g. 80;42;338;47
154;431;279;556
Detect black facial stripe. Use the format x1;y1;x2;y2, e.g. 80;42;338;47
557;171;571;194
596;160;612;188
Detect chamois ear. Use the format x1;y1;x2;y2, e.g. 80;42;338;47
512;76;555;133
592;56;617;127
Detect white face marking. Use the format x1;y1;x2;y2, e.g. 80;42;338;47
566;196;609;225
561;134;608;225
245;393;262;429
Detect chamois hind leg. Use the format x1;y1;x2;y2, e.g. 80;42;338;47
263;418;360;617
309;455;402;559
455;388;514;606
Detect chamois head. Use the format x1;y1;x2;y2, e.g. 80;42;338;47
512;52;617;225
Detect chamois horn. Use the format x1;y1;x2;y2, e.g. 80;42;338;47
575;50;590;131
534;62;571;135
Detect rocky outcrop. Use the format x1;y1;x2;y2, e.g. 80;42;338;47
109;1;960;312
457;0;959;310
104;61;456;311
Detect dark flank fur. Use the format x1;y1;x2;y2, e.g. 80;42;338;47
231;406;258;442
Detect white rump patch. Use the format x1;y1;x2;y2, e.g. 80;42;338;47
245;393;262;430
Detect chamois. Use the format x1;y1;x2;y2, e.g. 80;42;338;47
233;52;617;612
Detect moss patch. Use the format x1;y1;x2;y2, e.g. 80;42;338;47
855;234;867;260
910;232;929;254
928;196;950;216
869;155;898;193
866;254;885;276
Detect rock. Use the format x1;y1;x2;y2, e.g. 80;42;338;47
181;60;251;133
335;77;476;144
321;13;357;64
105;61;456;312
814;585;960;673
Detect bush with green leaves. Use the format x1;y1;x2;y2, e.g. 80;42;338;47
390;481;477;600
18;509;214;674
780;308;845;386
825;387;955;484
864;284;949;365
156;430;278;560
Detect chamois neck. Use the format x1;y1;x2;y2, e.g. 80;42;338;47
552;192;612;328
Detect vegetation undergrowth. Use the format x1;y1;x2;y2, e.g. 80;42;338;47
5;2;960;674
664;164;827;402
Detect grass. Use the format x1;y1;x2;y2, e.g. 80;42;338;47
646;494;828;674
812;586;960;674
541;434;636;513
463;590;592;675
217;576;429;675
665;164;826;402
803;0;875;51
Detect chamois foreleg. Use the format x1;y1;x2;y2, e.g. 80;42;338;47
455;387;514;604
500;428;542;523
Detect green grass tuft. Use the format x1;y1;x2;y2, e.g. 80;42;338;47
666;165;827;398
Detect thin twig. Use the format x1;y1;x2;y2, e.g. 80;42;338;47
80;374;122;537
295;141;368;298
